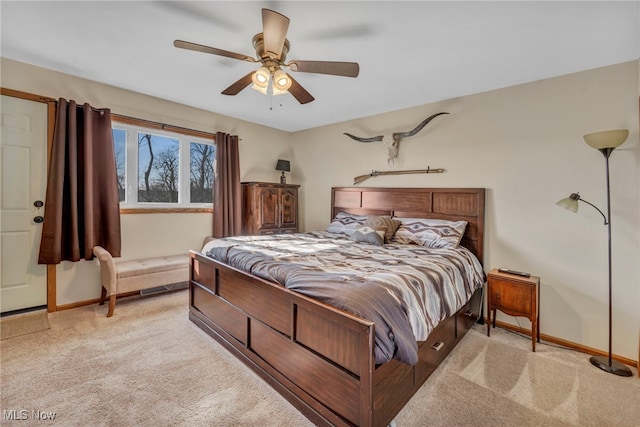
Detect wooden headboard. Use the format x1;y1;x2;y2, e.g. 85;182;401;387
331;187;486;264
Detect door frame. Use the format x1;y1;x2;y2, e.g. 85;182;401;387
1;87;57;312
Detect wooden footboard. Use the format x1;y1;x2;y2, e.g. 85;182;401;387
189;250;483;426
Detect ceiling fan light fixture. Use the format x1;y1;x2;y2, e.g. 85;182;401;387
251;81;269;95
175;9;358;105
251;67;270;94
273;69;292;92
272;84;288;96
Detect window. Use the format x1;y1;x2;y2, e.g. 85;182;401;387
112;121;215;209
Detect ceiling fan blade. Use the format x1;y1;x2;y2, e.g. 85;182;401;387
287;60;359;78
174;40;255;62
287;74;314;104
262;8;289;59
221;72;255;96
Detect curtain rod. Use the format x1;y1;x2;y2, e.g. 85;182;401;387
111;113;213;136
49;98;217;139
37;97;104;112
48;98;106;115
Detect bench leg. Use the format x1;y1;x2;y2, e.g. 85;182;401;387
99;286;107;305
106;295;116;318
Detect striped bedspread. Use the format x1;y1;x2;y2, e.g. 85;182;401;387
203;231;486;365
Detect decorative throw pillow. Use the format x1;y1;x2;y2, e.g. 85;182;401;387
365;216;401;243
325;211;369;235
349;225;387;246
390;218;468;248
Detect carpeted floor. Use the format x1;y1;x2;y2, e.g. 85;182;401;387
0;290;638;426
1;310;50;341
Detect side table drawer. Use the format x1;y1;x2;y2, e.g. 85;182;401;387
489;278;533;315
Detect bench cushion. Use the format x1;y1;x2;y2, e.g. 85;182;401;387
115;254;189;279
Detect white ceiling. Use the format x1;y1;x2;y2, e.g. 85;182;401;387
1;1;638;132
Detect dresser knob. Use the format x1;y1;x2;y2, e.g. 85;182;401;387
496;293;500;298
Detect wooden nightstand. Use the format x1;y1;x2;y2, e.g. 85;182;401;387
487;269;540;351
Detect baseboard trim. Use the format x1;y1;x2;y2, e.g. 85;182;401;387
488;318;638;369
55;289;183;312
56;298;101;311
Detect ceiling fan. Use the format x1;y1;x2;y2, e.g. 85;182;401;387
174;8;360;104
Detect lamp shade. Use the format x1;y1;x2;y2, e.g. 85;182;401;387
556;193;580;213
251;67;270;94
583;129;628;150
272;69;292;95
275;159;290;172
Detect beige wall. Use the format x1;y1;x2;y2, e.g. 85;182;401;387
2;57;638;361
1;58;293;305
293;60;639;360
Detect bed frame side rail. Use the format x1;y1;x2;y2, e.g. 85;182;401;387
189;250;376;426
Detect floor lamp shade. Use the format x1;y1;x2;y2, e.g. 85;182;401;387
556;129;631;377
555;193;580;213
583;129;628;150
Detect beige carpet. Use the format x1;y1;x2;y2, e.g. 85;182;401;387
1;290;638;426
1;310;50;341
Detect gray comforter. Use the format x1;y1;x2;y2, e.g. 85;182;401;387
203;231;485;365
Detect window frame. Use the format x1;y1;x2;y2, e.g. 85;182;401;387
112;118;215;211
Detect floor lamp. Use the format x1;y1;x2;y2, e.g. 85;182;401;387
556;129;632;377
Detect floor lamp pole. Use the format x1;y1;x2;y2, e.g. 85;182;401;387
557;129;631;376
588;148;632;377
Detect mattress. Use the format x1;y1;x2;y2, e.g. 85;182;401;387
203;231;486;364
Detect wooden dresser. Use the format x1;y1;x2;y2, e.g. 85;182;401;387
241;182;299;235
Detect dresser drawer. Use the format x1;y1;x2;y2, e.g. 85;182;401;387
415;315;456;384
258;229;276;235
258;227;297;235
457;288;482;337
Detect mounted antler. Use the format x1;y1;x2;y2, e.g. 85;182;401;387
344;112;449;165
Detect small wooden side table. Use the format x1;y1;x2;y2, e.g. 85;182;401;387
486;269;540;352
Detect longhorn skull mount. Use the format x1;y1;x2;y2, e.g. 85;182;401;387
343;112;449;165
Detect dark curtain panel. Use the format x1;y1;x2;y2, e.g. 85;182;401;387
213;132;242;237
38;98;121;264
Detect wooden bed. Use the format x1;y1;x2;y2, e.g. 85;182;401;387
188;187;485;426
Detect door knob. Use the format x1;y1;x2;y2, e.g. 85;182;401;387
34;216;44;223
34;200;44;208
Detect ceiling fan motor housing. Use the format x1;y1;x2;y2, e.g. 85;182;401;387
252;33;289;72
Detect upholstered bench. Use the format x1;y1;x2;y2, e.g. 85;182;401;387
93;246;189;317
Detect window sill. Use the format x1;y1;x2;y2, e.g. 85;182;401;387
120;207;213;214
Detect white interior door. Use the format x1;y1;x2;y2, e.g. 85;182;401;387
1;95;48;313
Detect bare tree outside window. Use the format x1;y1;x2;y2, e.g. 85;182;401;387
112;122;215;208
138;133;179;203
140;134;154;197
112;129;126;202
190;142;215;203
155;147;179;202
